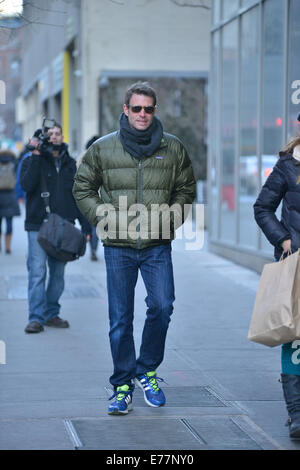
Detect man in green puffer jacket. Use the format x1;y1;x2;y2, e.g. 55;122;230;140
73;82;196;415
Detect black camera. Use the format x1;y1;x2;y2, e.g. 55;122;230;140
27;118;57;153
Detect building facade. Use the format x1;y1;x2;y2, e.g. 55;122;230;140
17;0;81;152
0;16;22;147
208;0;300;272
17;0;211;168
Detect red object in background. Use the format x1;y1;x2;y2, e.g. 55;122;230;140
222;185;235;211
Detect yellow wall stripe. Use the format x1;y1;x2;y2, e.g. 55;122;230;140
62;50;70;143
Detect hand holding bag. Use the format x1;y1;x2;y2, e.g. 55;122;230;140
248;249;300;347
37;174;86;262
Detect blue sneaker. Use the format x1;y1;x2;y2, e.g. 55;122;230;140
108;384;133;415
135;371;166;407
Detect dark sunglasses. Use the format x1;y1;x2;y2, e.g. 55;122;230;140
127;105;156;114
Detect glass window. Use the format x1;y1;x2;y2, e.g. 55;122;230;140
288;0;300;140
222;0;239;20
241;0;256;8
220;21;238;243
239;7;259;248
261;0;285;253
213;0;221;25
210;31;220;239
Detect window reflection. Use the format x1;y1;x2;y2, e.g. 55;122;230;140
241;0;256;7
288;0;300;139
211;32;219;239
222;0;239;20
239;7;259;248
261;0;284;252
213;0;221;25
220;21;237;242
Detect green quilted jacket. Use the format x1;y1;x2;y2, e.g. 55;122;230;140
73;131;196;249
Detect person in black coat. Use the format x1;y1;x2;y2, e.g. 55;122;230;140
254;135;300;439
20;123;90;334
0;149;20;253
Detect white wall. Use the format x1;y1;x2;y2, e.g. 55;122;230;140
81;0;211;143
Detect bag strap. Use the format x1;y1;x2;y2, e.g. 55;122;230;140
40;172;51;216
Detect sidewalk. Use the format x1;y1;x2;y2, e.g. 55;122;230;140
0;209;299;450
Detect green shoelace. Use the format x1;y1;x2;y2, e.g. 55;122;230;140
109;385;130;402
145;372;165;393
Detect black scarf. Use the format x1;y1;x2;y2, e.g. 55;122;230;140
119;112;163;160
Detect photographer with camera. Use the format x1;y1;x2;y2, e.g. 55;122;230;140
20;121;90;334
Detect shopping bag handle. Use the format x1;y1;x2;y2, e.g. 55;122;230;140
279;249;292;261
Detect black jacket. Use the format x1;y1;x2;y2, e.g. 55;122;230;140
20;144;90;233
254;152;300;260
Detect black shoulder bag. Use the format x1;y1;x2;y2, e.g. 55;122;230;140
37;174;86;262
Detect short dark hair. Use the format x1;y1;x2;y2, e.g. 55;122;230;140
124;82;157;107
51;121;62;133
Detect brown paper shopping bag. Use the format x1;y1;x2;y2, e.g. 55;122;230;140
248;249;300;347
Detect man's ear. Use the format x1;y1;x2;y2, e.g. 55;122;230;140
123;104;129;116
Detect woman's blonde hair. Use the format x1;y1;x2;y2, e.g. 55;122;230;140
280;136;300;156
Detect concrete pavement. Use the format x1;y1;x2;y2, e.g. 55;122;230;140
0;207;300;450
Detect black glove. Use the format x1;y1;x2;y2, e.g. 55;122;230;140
33;128;42;138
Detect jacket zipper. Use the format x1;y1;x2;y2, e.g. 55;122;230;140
137;159;142;249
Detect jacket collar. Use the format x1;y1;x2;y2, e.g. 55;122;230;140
45;142;70;166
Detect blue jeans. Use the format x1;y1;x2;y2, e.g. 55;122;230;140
104;243;175;388
26;231;66;324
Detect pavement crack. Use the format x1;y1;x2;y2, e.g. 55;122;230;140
180;418;207;445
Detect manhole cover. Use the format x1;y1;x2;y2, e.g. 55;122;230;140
68;416;262;450
133;386;226;407
186;416;262;449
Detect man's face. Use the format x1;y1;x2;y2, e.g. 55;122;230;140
48;126;63;145
123;93;156;131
